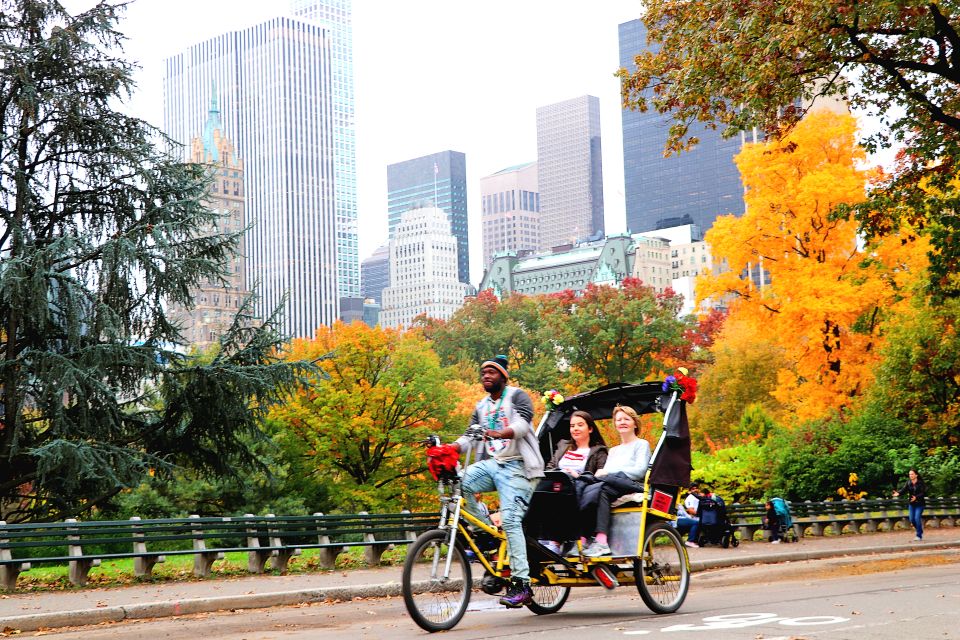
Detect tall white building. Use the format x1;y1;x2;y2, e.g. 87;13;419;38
380;207;472;329
536;95;605;252
480;162;540;272
164;4;355;338
291;0;358;300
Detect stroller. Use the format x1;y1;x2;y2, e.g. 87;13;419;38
770;497;798;543
695;495;739;548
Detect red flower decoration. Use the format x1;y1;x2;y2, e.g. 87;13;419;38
675;372;698;404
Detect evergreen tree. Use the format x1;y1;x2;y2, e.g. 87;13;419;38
0;1;306;522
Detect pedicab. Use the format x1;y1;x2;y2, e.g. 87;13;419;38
401;381;693;632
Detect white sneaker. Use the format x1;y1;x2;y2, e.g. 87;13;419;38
583;541;613;557
913;536;922;541
684;541;699;548
771;539;781;544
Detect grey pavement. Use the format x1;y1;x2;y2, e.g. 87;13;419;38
1;526;958;633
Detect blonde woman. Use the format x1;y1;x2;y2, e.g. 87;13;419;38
581;405;651;557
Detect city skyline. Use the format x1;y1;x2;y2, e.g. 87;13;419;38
65;0;641;287
164;13;341;338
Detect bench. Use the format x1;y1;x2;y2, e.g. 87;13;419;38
726;497;960;541
0;511;438;591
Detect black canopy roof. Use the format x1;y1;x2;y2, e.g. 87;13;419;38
535;381;691;488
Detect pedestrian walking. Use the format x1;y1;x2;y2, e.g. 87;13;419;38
892;468;926;541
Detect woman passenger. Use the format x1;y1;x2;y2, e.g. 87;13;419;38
546;410;608;477
581;405;651;557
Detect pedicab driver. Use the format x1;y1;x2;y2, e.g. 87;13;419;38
428;355;544;608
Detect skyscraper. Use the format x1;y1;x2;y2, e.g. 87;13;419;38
536;95;604;252
619;19;745;235
387;151;470;285
291;0;359;301
164;8;350;338
380;207;471;329
361;244;390;304
169;96;251;348
480;162;540;272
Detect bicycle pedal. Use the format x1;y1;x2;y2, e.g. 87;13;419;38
591;564;619;590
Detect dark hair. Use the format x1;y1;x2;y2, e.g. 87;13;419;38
567;410;605;448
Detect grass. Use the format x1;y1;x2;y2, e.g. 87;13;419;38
11;545;410;592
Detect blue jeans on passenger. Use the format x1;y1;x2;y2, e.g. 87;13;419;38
908;504;924;539
676;516;699;543
463;458;537;581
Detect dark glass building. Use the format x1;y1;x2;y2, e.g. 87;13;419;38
387;151;469;284
619;19;745;235
361;244;390;304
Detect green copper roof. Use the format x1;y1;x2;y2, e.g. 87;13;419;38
201;84;221;162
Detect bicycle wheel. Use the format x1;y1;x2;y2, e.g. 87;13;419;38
402;529;472;632
634;522;689;614
526;579;570;615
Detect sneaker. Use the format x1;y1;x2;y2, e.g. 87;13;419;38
771;539;781;544
913;536;922;541
684;541;699;548
583;541;613;557
498;579;533;608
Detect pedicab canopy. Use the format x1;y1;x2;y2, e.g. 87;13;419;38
535;382;691;488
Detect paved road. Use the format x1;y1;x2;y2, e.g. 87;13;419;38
28;552;960;639
1;527;958;634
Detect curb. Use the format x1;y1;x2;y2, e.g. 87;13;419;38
688;539;960;572
3;541;959;633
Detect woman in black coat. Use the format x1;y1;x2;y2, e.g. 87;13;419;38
893;468;926;541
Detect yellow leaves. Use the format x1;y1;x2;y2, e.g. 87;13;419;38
699;111;930;421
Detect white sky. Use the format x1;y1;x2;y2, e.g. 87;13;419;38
64;0;642;286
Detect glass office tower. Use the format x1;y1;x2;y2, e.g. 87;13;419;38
619;19;745;235
164;15;341;338
536;95;605;252
291;0;358;300
386;151;470;285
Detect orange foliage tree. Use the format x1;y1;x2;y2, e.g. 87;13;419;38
268;322;468;511
697;111;930;421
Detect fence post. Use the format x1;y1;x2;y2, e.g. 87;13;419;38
245;514;273;573
360;511;389;566
0;521;30;592
190;514;223;577
315;512;344;570
265;513;299;573
65;518;99;586
130;516;165;577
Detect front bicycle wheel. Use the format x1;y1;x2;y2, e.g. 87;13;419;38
402;529;472;632
634;522;689;614
526;580;570;615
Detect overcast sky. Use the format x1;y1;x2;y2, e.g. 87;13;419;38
62;0;642;285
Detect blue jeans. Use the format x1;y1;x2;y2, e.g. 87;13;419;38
908;504;924;539
463;458;537;581
676;516;699;543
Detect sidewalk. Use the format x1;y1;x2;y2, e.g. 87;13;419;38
1;527;957;632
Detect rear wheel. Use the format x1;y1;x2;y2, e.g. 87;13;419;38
634;522;690;614
402;529;472;632
526;580;570;615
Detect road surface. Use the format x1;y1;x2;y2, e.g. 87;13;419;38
35;554;959;639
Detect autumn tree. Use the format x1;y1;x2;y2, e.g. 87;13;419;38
416;289;566;392
868;297;960;447
697;111;930;420
618;0;960;299
551;279;689;388
693;316;786;447
269;322;466;512
0;1;303;522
